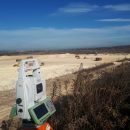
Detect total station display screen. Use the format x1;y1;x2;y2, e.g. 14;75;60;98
36;83;43;94
34;103;48;119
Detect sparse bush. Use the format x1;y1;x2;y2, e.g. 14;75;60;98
116;57;129;62
13;63;19;67
49;63;130;130
95;57;102;61
40;62;45;66
26;56;33;59
16;59;21;62
75;55;80;59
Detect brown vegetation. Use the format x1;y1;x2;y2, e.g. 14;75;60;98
83;56;87;59
49;62;130;130
116;57;130;62
75;55;80;59
13;64;19;67
40;62;45;66
16;59;21;63
26;56;33;59
95;57;102;61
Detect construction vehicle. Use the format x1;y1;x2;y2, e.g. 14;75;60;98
10;59;56;130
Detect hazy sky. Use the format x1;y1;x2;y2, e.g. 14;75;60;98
0;0;130;50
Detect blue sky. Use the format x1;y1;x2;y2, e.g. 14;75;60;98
0;0;130;50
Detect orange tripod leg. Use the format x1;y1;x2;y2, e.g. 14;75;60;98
37;122;53;130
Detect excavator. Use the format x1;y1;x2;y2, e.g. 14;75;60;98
10;59;56;130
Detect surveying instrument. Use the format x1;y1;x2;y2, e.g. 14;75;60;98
10;59;56;130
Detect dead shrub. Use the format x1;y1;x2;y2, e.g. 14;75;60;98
95;57;102;61
49;63;130;130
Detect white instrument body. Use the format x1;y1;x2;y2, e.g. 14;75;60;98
16;59;46;120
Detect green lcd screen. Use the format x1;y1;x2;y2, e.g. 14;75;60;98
34;103;48;119
29;97;56;125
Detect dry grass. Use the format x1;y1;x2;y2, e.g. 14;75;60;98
49;62;130;130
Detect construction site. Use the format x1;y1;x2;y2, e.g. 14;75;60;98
0;51;130;130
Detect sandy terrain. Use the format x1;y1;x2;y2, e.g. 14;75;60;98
0;53;129;91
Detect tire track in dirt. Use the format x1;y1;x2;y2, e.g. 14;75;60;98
0;107;12;120
0;90;15;121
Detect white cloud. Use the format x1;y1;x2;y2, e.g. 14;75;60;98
97;18;130;22
52;3;98;15
51;3;130;16
0;25;130;50
104;4;130;11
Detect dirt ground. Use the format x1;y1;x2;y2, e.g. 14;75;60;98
0;53;129;91
0;53;130;121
